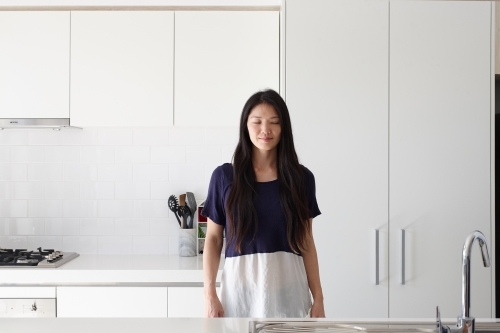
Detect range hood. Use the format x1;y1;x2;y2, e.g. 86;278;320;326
0;119;81;130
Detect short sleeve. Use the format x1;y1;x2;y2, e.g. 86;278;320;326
201;166;227;226
303;166;321;219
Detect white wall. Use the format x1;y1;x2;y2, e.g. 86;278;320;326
0;127;238;254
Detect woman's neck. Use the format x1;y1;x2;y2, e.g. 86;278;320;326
252;148;278;182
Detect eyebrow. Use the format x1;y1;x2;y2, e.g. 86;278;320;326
249;116;280;119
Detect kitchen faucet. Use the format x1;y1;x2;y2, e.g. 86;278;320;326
437;230;491;333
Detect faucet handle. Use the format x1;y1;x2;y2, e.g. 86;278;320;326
437;306;450;333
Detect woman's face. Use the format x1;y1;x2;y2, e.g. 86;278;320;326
246;103;281;152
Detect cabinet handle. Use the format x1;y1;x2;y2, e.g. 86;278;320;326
375;229;379;285
401;229;406;285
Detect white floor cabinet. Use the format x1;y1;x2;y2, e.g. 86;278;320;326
167;287;220;318
70;11;174;127
285;0;493;318
0;11;70;119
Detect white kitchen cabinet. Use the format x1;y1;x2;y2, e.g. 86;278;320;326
167;287;220;318
389;1;493;318
174;11;279;127
0;11;69;119
57;287;168;317
70;11;174;127
285;0;390;318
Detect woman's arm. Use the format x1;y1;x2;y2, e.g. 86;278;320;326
203;218;225;317
302;218;326;317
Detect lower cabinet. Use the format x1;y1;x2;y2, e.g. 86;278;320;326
167;287;220;318
56;287;168;317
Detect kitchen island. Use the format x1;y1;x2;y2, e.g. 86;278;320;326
1;318;499;333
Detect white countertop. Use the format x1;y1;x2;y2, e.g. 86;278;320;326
0;318;499;333
0;254;223;286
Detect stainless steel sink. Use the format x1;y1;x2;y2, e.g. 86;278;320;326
248;321;500;333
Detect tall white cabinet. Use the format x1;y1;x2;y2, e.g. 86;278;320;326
285;0;390;318
285;0;493;318
0;11;70;119
389;1;493;318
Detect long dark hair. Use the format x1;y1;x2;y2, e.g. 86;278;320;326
226;89;311;254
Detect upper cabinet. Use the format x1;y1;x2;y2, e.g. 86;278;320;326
174;11;279;127
0;11;70;119
70;11;174;127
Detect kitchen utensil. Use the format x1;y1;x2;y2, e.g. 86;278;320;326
168;195;182;227
179;194;188;229
185;192;197;229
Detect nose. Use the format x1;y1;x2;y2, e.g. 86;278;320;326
261;123;271;134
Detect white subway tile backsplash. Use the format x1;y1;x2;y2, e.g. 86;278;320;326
98;200;134;218
150;218;181;235
134;200;169;218
186;146;221;164
0;236;27;249
150;182;186;200
28;236;62;251
0;146;11;162
151;146;185;163
28;201;62;218
0;182;12;199
80;218;114;236
45;182;80;200
80;182;114;200
115;146;150;164
169;164;204;182
11;146;45;163
0;126;236;254
28;131;63;145
63;236;98;254
0;218;8;235
205;128;239;146
28;164;62;181
169;128;204;146
45;146;80;163
0;200;27;217
63;200;98;218
0;164;27;181
0;131;27;146
98;164;133;181
63;129;98;145
133;164;168;181
115;218;149;235
80;146;114;163
98;129;133;146
133;129;169;146
45;218;80;235
9;218;45;235
115;182;150;200
12;182;45;199
98;236;133;254
133;236;168;254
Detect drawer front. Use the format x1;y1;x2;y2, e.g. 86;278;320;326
0;299;56;317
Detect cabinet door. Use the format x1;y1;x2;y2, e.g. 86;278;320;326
70;11;174;127
0;11;69;119
57;287;168;317
174;11;279;127
389;1;492;318
286;0;389;318
167;287;220;318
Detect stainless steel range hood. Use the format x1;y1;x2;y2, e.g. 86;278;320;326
0;118;81;130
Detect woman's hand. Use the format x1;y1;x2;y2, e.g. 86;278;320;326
205;294;224;317
310;298;325;318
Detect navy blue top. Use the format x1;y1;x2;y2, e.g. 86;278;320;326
201;163;321;258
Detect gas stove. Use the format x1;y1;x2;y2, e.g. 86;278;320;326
0;248;79;268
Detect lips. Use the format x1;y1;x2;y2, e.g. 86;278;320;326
259;137;272;142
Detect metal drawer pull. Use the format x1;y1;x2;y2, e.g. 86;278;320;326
402;229;406;285
375;229;379;285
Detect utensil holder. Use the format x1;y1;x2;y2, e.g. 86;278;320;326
179;228;197;257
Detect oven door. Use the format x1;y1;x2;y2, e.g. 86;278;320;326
0;299;56;317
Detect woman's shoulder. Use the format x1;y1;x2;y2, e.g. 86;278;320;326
211;163;234;183
299;164;317;184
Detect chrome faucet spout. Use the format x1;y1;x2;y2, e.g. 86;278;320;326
461;230;490;319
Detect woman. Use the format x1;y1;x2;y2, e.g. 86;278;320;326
202;89;325;318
